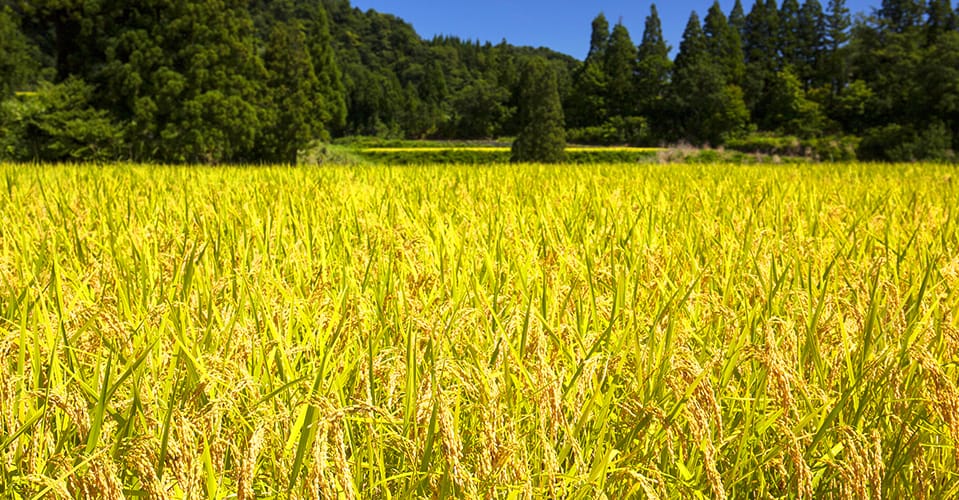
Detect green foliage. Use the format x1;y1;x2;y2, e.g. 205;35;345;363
705;1;745;86
920;31;959;133
0;78;122;161
730;0;747;36
844;8;959;159
259;20;325;163
808;134;860;160
727;132;860;160
780;0;804;68
765;68;827;136
447;80;512;139
567;116;651;146
828;79;875;133
743;0;782;123
325;2;576;140
511;58;566;163
879;0;927;33
798;0;828;87
672;12;749;146
566;61;608;129
308;3;347;133
636;4;672;136
3;0;959;162
825;0;852;92
603;23;638;118
95;0;264;163
926;0;957;42
587;12;610;62
858;122;956;162
0;6;39;96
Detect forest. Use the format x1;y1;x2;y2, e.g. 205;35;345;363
1;0;958;163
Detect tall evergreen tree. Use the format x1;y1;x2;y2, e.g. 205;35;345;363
308;4;347;134
567;13;610;128
567;62;607;128
675;12;709;71
798;0;828;87
927;0;957;41
879;0;928;33
744;0;782;120
827;0;852;45
636;4;672;133
704;1;746;85
744;0;781;68
780;0;804;68
730;0;748;37
512;57;566;163
588;13;611;63
672;12;749;144
825;0;852;92
604;23;638;117
260;20;322;163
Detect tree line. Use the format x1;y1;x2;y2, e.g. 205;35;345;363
0;0;957;163
566;0;959;161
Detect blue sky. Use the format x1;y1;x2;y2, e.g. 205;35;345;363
349;0;880;59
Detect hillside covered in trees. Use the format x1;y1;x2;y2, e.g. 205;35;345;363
1;0;958;163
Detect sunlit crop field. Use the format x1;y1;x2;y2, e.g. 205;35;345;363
1;162;957;498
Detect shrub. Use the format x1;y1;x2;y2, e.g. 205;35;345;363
858;122;954;162
727;133;860;161
567;116;651;146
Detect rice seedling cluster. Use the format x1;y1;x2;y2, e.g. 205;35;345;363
0;162;957;498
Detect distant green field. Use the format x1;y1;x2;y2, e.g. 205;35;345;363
352;145;664;164
1;162;957;498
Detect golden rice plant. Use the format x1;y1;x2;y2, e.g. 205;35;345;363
0;162;956;498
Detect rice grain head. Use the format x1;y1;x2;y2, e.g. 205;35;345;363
911;347;959;465
122;440;170;500
777;422;813;500
307;418;333;500
238;425;265;500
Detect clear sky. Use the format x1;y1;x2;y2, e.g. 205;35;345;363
348;0;880;60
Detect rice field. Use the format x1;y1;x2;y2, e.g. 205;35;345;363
1;162;957;498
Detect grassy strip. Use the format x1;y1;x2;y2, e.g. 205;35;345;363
354;147;663;165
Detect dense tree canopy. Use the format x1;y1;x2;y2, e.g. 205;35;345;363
0;0;957;162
